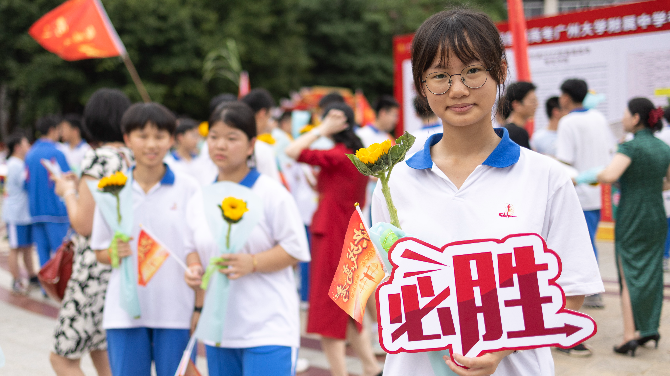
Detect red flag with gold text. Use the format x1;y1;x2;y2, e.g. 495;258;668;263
137;229;170;287
329;209;385;323
29;0;125;61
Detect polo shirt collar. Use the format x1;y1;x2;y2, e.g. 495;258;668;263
570;107;588;113
406;127;520;170
129;163;175;186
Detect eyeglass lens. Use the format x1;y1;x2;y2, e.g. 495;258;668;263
424;65;488;95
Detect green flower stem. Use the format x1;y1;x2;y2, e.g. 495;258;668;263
226;222;232;249
110;231;130;269
114;193;121;224
379;168;401;229
201;255;225;290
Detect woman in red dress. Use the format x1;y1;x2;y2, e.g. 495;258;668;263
286;103;382;376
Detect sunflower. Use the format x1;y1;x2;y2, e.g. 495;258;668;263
256;133;276;145
219;197;249;223
355;139;393;165
198;121;209;137
98;171;128;190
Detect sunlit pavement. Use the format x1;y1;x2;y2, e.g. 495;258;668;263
0;238;669;375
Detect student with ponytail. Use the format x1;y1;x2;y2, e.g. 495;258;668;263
581;97;670;356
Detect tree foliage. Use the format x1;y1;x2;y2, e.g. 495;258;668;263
0;0;505;136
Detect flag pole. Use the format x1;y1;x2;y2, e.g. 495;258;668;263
121;53;151;103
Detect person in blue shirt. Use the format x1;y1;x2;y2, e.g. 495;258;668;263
25;115;71;267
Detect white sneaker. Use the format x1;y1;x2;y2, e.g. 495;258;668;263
296;358;309;373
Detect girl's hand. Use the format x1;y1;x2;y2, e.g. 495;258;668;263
217;253;254;280
444;351;512;376
53;172;77;197
114;239;133;259
185;264;204;289
316;109;348;137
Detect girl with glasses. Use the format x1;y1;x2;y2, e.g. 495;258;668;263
372;9;603;376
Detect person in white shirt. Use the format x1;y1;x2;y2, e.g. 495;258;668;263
183;101;310;375
555;78;615;309
91;103;202;376
374;9;603;375
530;96;563;157
164;118;206;184
57;114;92;176
2;133;37;294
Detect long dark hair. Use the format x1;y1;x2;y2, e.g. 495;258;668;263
628;97;662;132
323;102;364;152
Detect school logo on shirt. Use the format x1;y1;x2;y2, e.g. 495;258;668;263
170;202;177;210
499;204;516;218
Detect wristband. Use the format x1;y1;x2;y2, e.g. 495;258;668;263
251;254;258;273
194;306;202;313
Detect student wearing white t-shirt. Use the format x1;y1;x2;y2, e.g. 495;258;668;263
91;103;202;376
164;118;207;184
184;101;310;376
555;79;615;310
2;133;37;294
530;96;562;158
656;109;670;270
373;10;603;375
57;114;92;176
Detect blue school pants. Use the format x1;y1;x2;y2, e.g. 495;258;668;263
206;345;297;376
299;225;311;302
583;210;600;262
664;217;670;259
106;327;191;376
32;222;69;267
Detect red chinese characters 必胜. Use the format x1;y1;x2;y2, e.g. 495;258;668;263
376;233;597;361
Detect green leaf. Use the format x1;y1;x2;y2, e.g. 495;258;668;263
347;154;374;176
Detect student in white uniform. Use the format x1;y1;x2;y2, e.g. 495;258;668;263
91;103;202;376
407;95;442;156
184;101;310;376
372;9;604;376
164;118;206;184
57;114;92;175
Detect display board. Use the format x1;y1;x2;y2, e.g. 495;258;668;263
393;0;670;135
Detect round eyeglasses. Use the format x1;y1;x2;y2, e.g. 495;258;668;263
421;65;491;95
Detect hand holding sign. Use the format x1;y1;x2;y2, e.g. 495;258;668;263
377;233;596;363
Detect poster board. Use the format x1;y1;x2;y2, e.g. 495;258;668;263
393;0;670;135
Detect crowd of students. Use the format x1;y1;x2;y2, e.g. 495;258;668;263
2;7;670;376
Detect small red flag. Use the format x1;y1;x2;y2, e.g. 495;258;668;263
329;208;385;323
238;71;250;98
354;90;376;127
136;229;170;286
29;0;125;61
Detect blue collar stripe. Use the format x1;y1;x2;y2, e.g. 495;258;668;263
570;108;588;113
171;150;181;161
423;122;442;130
239;168;260;188
214;168;260;188
406;127;520;170
160;164;176;185
129;163;175;186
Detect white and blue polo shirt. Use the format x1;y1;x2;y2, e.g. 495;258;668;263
90;165;200;330
372;128;604;376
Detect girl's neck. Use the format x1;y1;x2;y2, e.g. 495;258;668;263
434;121;501;159
133;163;166;193
217;164;251;184
175;145;193;161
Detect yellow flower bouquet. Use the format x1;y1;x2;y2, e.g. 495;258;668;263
256;133;276;145
98;171;128;224
202;196;249;289
347;132;415;229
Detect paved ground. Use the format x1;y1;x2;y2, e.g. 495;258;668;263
0;237;668;375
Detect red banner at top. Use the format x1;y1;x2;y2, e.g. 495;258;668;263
29;0;125;61
497;0;670;47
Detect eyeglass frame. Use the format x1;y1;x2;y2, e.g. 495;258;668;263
421;65;492;95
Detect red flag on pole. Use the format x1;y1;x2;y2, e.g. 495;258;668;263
329;207;385;323
29;0;125;61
